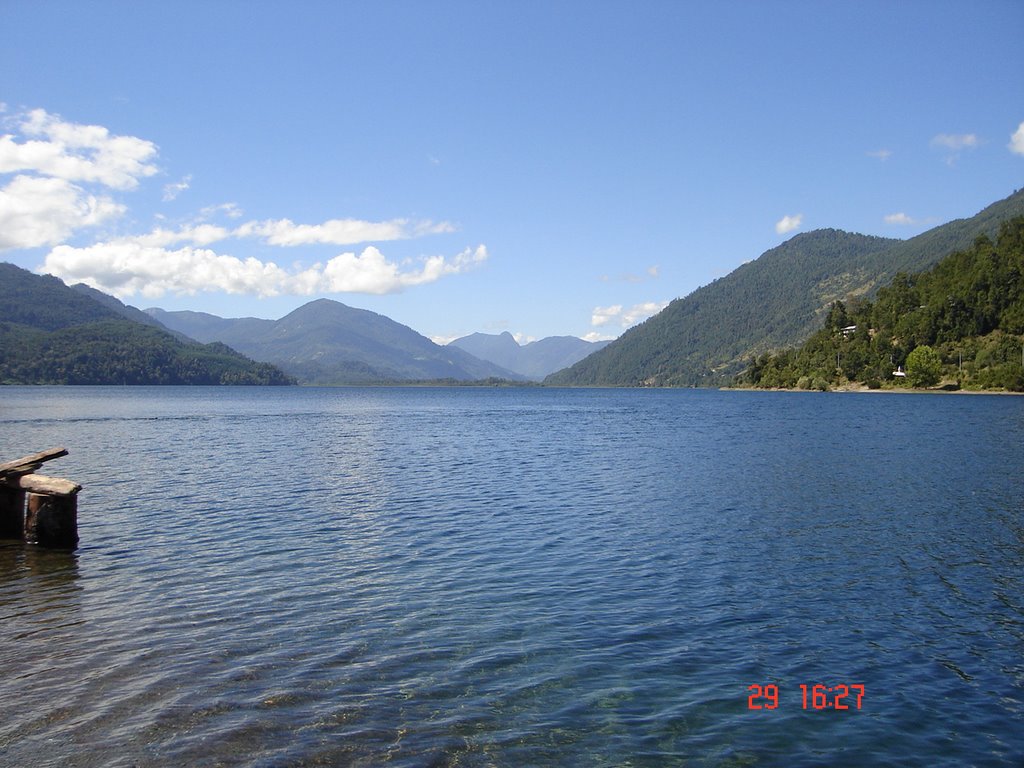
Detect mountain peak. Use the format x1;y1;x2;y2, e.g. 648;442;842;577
151;298;521;384
449;331;609;380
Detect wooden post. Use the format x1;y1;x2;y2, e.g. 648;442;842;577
25;493;79;549
0;450;81;549
0;486;26;539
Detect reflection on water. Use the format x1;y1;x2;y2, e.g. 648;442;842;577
0;541;81;606
0;386;1022;767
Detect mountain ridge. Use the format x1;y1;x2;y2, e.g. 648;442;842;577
148;299;523;384
740;215;1024;391
546;187;1024;386
0;263;294;385
448;331;610;380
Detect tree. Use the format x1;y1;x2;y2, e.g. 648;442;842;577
905;345;942;388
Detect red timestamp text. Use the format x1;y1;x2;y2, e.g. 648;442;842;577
747;683;865;711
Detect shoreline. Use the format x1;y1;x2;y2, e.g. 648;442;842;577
725;384;1024;396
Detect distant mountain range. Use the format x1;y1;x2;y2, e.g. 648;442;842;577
0;263;293;385
5;186;1022;389
547;187;1024;386
448;332;610;380
147;300;525;384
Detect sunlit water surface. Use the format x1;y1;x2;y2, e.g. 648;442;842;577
0;386;1022;767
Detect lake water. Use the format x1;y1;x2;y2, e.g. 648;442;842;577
0;386;1022;767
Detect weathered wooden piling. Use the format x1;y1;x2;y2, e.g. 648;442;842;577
0;487;26;539
25;493;79;548
0;448;81;549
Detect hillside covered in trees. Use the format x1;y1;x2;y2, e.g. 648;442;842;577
0;263;294;385
546;188;1024;387
738;217;1024;392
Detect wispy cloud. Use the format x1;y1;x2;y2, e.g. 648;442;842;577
234;217;455;246
591;300;669;330
200;202;244;220
162;174;191;201
591;304;622;327
99;216;456;250
884;212;919;226
866;149;892;161
931;132;979;165
1010;121;1024;156
931;133;978;151
775;214;803;235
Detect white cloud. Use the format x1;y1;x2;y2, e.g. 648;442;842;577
512;332;536;345
88;214;456;251
583;331;617;342
233;217;454;246
866;149;892;161
0;108;158;190
162;174;191;201
591;300;668;329
931;133;978;151
130;224;232;248
42;241;488;298
199;202;244;220
1010;121;1024;156
931;133;980;166
621;301;669;326
0;108;160;250
775;214;803;235
0;175;124;250
3;108;475;302
591;304;622;326
884;212;917;226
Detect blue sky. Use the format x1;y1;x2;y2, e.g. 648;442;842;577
2;1;1023;344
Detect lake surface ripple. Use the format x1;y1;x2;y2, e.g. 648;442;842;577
0;387;1022;767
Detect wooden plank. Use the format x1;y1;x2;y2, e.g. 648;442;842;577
10;474;81;497
0;447;68;475
0;462;41;480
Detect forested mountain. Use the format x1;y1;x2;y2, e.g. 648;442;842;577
149;299;522;384
144;308;275;346
70;282;173;331
546;188;1024;387
0;263;294;385
449;331;610;380
740;216;1024;391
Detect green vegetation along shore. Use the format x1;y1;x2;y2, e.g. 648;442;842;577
737;217;1024;393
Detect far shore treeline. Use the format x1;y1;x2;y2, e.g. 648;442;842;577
737;217;1024;393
